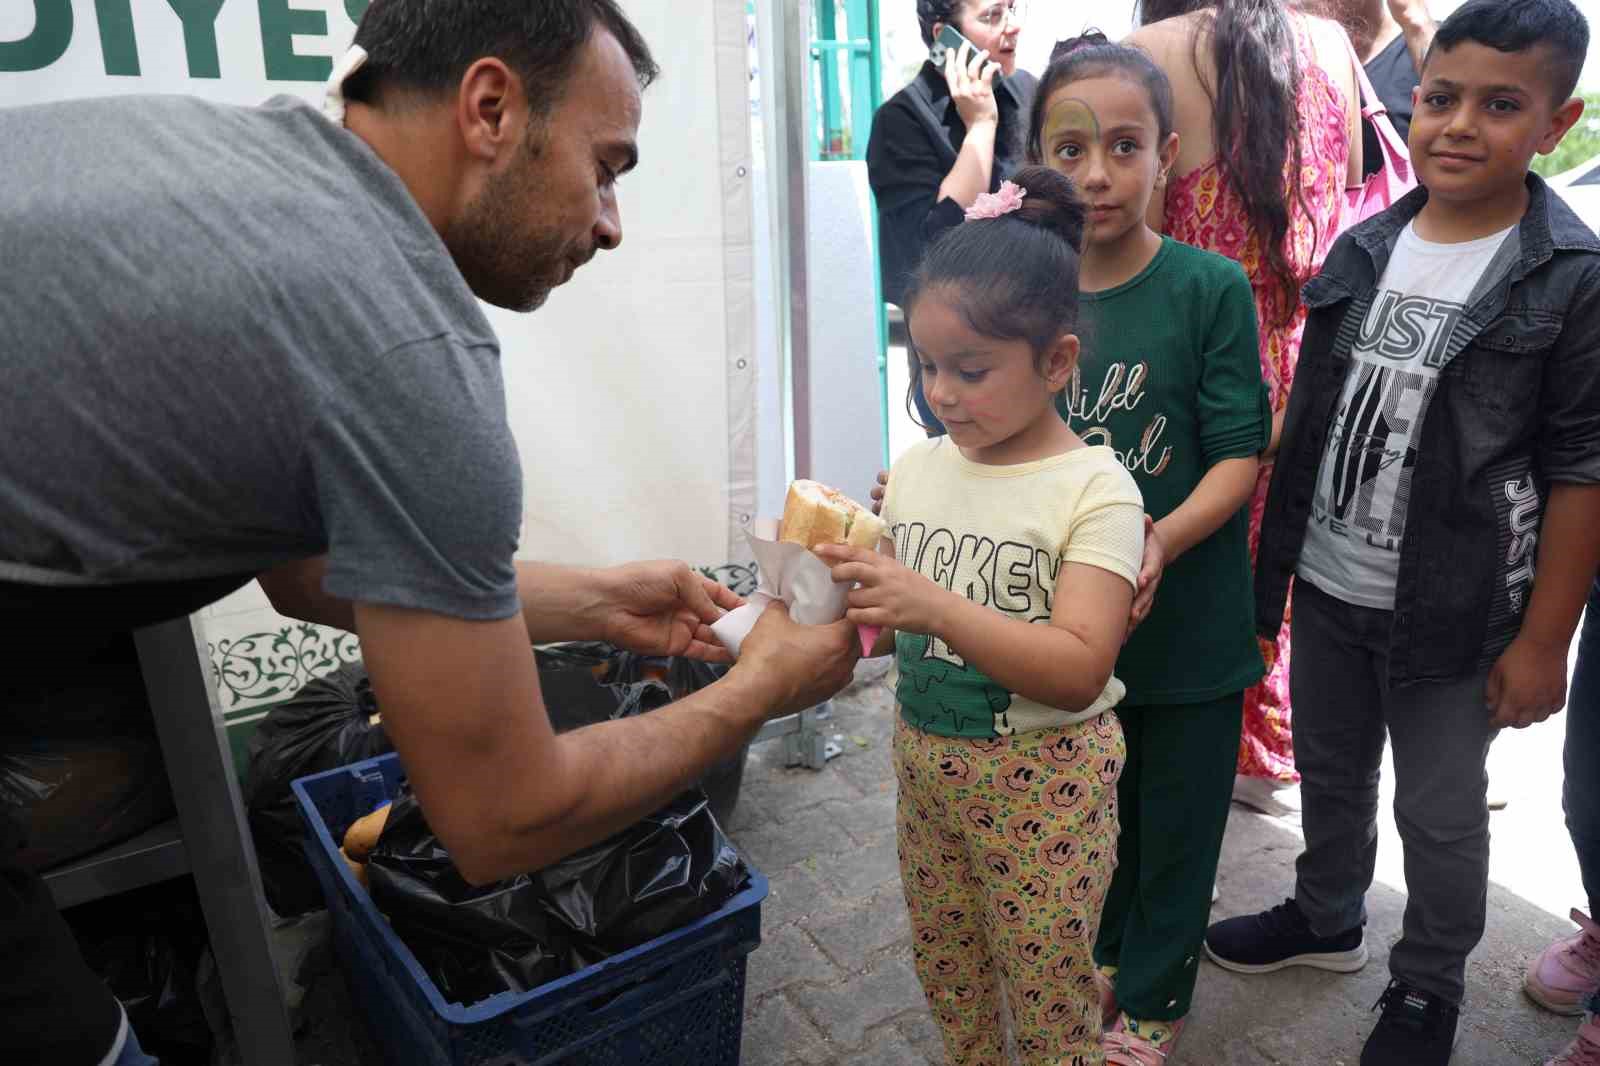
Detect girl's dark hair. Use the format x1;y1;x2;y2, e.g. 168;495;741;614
1030;30;1176;164
1137;0;1307;324
902;166;1087;429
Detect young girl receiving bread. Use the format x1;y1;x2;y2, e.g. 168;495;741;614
818;165;1144;1066
1032;36;1269;1064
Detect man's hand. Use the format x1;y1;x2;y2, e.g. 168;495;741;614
816;542;949;636
1130;515;1165;634
596;561;744;662
869;469;889;515
1486;635;1569;729
734;602;860;718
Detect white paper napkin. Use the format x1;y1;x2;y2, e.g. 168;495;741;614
710;520;881;659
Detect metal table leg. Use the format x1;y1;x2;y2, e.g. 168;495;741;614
134;617;295;1066
752;700;843;769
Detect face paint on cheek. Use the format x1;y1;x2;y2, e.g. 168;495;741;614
1041;95;1102;168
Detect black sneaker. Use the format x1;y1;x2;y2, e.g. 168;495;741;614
1361;979;1460;1065
1204;898;1368;974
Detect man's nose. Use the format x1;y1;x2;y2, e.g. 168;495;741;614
595;199;622;251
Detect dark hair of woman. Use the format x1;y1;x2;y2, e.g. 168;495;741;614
1136;0;1308;323
916;0;963;48
901;166;1087;430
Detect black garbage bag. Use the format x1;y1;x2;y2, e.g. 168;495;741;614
70;879;218;1065
366;788;565;1006
536;790;748;972
367;784;748;1005
1;738;175;872
532;645;745;824
245;663;392;916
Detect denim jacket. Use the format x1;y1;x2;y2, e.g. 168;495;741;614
1256;173;1600;686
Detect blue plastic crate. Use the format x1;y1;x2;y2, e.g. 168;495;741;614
292;753;767;1066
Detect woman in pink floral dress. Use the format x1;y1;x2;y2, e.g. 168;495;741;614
1131;0;1363;807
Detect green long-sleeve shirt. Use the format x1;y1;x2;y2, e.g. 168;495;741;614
1059;238;1271;705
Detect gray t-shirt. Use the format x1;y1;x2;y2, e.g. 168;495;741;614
1298;221;1514;609
0;94;522;620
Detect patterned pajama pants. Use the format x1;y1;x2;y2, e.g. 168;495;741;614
893;714;1125;1066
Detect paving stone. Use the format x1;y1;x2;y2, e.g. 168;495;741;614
818;836;903;900
743;763;866;821
731;807;851;872
790;955;927;1050
802;886;911;974
818;791;898;847
829;740;899;797
762;859;850;930
896;1009;948;1065
742;992;831;1066
857;1027;937;1066
747;922;843;1000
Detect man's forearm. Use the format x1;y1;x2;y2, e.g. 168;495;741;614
515;560;613;644
266;558;618;642
473;665;776;881
1520;483;1600;647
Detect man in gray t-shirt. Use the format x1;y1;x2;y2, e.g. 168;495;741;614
0;2;859;1062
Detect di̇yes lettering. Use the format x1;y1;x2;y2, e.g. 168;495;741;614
889;520;1064;736
1060;361;1172;477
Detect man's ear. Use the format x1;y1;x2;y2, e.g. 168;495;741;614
456;57;525;164
1540;95;1587;156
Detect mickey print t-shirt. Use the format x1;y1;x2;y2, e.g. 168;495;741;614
881;438;1145;738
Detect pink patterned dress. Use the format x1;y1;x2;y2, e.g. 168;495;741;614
1163;15;1350;783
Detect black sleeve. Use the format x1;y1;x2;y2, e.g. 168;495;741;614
1540;262;1600;485
867;98;957;306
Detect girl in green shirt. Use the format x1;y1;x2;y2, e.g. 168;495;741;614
1029;34;1271;1064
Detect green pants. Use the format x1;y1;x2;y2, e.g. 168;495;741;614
1093;693;1243;1020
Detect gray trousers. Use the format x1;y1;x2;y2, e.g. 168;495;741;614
1290;580;1496;1006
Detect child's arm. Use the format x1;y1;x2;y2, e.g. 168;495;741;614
1153;457;1259;564
1163;259;1269;554
817;545;1134;713
1487;483;1600;729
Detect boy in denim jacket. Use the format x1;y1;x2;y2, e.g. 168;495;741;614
1204;2;1600;1064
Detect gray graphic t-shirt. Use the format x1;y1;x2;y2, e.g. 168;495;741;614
1298;222;1513;609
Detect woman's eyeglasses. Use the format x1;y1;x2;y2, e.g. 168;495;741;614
971;0;1027;29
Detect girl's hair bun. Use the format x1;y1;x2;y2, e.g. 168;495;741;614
1050;29;1110;63
1007;165;1087;254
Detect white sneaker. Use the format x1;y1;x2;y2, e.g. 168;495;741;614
1232;774;1302;820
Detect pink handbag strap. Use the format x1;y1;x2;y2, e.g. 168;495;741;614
1342;30;1390;121
1340;29;1411;163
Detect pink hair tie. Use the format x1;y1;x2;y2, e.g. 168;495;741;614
965;181;1027;221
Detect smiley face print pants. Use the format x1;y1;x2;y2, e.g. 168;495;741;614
892;712;1124;1066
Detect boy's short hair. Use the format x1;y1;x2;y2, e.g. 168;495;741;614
1427;0;1589;104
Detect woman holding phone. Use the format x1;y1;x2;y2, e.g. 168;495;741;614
867;1;1035;434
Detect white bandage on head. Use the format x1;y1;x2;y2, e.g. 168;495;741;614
322;44;370;125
